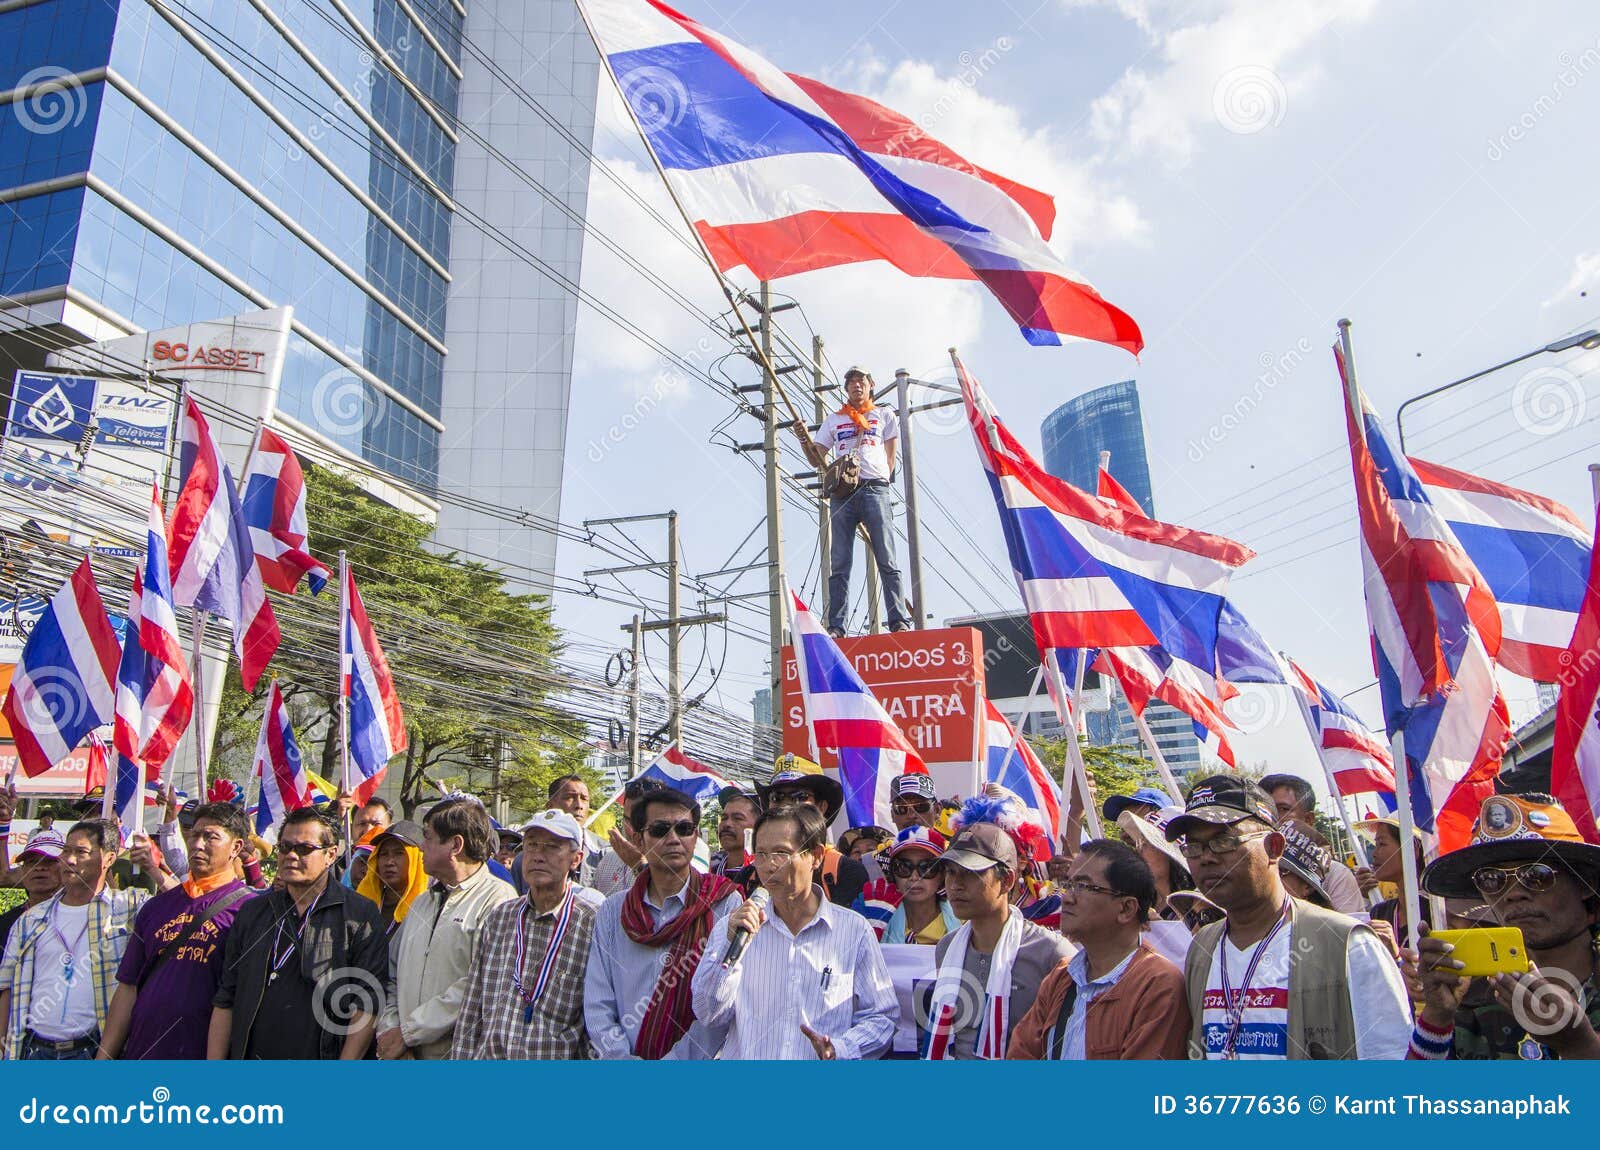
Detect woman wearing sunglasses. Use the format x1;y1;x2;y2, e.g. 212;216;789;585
855;828;960;945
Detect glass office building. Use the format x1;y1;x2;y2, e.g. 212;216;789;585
1040;380;1205;772
0;0;596;584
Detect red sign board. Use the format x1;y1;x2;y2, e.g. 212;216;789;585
781;627;985;799
1;741;92;797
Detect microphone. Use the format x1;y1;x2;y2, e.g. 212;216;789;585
720;887;771;970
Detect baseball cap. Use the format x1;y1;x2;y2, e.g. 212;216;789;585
521;808;585;847
842;364;870;379
1163;774;1278;841
18;829;66;861
941;823;1019;872
717;784;759;809
374;820;424;851
887;826;947;858
1103;787;1172;824
892;774;937;802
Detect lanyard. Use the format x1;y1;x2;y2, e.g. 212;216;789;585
270;891;321;977
48;902;90;983
1217;900;1290;1059
511;887;576;1022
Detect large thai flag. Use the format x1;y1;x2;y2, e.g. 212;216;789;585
1550;498;1600;843
1283;655;1397;802
1339;347;1508;852
341;566;405;804
981;699;1060;839
240;425;331;596
786;589;926;827
113;484;194;778
251;679;312;838
958;353;1254;726
2;557;121;777
581;0;1143;353
638;743;732;806
1097;645;1237;766
1410;458;1591;684
168;397;280;690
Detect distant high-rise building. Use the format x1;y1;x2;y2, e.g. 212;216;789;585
1039;381;1205;773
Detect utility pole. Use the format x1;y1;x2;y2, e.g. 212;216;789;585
759;281;785;698
894;368;924;629
667;510;681;748
628;614;642;775
813;334;831;622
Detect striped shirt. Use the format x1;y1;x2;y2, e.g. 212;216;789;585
0;888;147;1058
691;889;898;1060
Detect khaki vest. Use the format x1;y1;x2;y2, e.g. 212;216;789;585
1183;898;1369;1059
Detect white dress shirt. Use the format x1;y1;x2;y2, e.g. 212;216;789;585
692;887;897;1060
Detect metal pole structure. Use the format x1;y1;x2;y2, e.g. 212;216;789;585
628;615;642;776
895;368;925;629
667;510;682;750
1339;319;1425;935
1128;706;1183;805
760;282;785;698
813;335;831;622
338;550;352;857
1590;462;1600;507
190;608;208;800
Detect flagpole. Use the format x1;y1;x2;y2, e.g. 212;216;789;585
1045;656;1102;840
1339;318;1424;937
572;0;807;427
1279;653;1374;875
991;664;1047;784
189;607;208;803
337;549;351;855
1128;705;1184;805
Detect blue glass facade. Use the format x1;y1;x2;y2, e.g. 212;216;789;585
0;0;466;490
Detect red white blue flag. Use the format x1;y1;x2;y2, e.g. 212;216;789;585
251;679;312;838
981;699;1060;839
113;484;194;775
240;425;331;596
786;588;925;827
1410;457;1591;684
1339;346;1507;852
639;743;731;806
341;566;405;804
1;557;121;777
168;397;280;690
1283;655;1397;802
1550;497;1600;843
581;0;1143;353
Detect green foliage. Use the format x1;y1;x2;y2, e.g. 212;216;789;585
0;887;23;915
213;462;591;821
1028;736;1169;819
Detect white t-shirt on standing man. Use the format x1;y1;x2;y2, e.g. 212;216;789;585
815;407;899;483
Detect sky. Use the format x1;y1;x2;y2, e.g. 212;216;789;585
551;0;1600;795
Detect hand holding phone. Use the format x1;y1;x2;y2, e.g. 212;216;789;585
1428;927;1529;978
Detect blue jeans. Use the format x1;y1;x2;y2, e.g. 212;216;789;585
22;1032;98;1060
827;482;909;632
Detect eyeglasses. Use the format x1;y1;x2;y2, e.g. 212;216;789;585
645;819;698;840
1059;877;1129;899
279;841;331;858
891;800;933;815
1472;862;1558;896
770;790;816;806
753;849;796;865
889;858;942;880
1177;831;1268;860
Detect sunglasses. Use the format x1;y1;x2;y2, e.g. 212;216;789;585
1471;862;1558;895
279;841;331;858
889;858;942;880
770;790;817;806
645;819;698;840
891;800;933;815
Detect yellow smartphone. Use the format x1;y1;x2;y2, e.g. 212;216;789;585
1430;927;1530;977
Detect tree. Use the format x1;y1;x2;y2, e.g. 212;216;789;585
213;462;596;821
1027;736;1169;821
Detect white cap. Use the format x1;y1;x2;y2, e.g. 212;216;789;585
18;828;66;860
521;808;584;847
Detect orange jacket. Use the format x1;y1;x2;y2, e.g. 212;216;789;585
1006;941;1190;1060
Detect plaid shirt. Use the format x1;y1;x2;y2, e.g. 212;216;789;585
452;887;595;1060
0;888;148;1058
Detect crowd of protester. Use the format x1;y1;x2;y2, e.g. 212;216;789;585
0;762;1595;1061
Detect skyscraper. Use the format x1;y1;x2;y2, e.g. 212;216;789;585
0;0;595;586
1040;380;1205;773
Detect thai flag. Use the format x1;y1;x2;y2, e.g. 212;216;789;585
981;699;1060;838
581;0;1143;353
1;557;120;777
1410;457;1591;684
1551;498;1600;843
786;589;926;827
251;679;312;838
341;565;405;804
1339;346;1508;852
1097;466;1145;515
639;743;732;806
1096;645;1237;766
168;397;280;690
957;352;1254;724
112;484;194;780
240;425;331;596
1283;655;1397;802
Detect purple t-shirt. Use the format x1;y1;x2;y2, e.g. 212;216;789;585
116;881;254;1059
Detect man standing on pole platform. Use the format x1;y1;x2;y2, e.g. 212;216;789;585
793;366;910;636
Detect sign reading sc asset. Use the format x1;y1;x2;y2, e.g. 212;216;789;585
781;627;985;770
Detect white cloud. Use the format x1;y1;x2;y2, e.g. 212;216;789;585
1081;0;1378;167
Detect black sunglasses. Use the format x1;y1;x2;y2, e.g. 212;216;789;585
891;800;933;814
279;841;331;858
1472;862;1558;895
646;819;698;840
889;857;942;880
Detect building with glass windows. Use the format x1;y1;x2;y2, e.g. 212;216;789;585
0;0;597;586
1040;380;1205;774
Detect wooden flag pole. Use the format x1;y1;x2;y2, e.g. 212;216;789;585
1128;705;1185;806
189;607;208;804
990;663;1047;786
337;550;352;857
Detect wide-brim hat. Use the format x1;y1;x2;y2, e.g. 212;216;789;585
1422;793;1600;899
1116;806;1190;879
758;768;844;820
